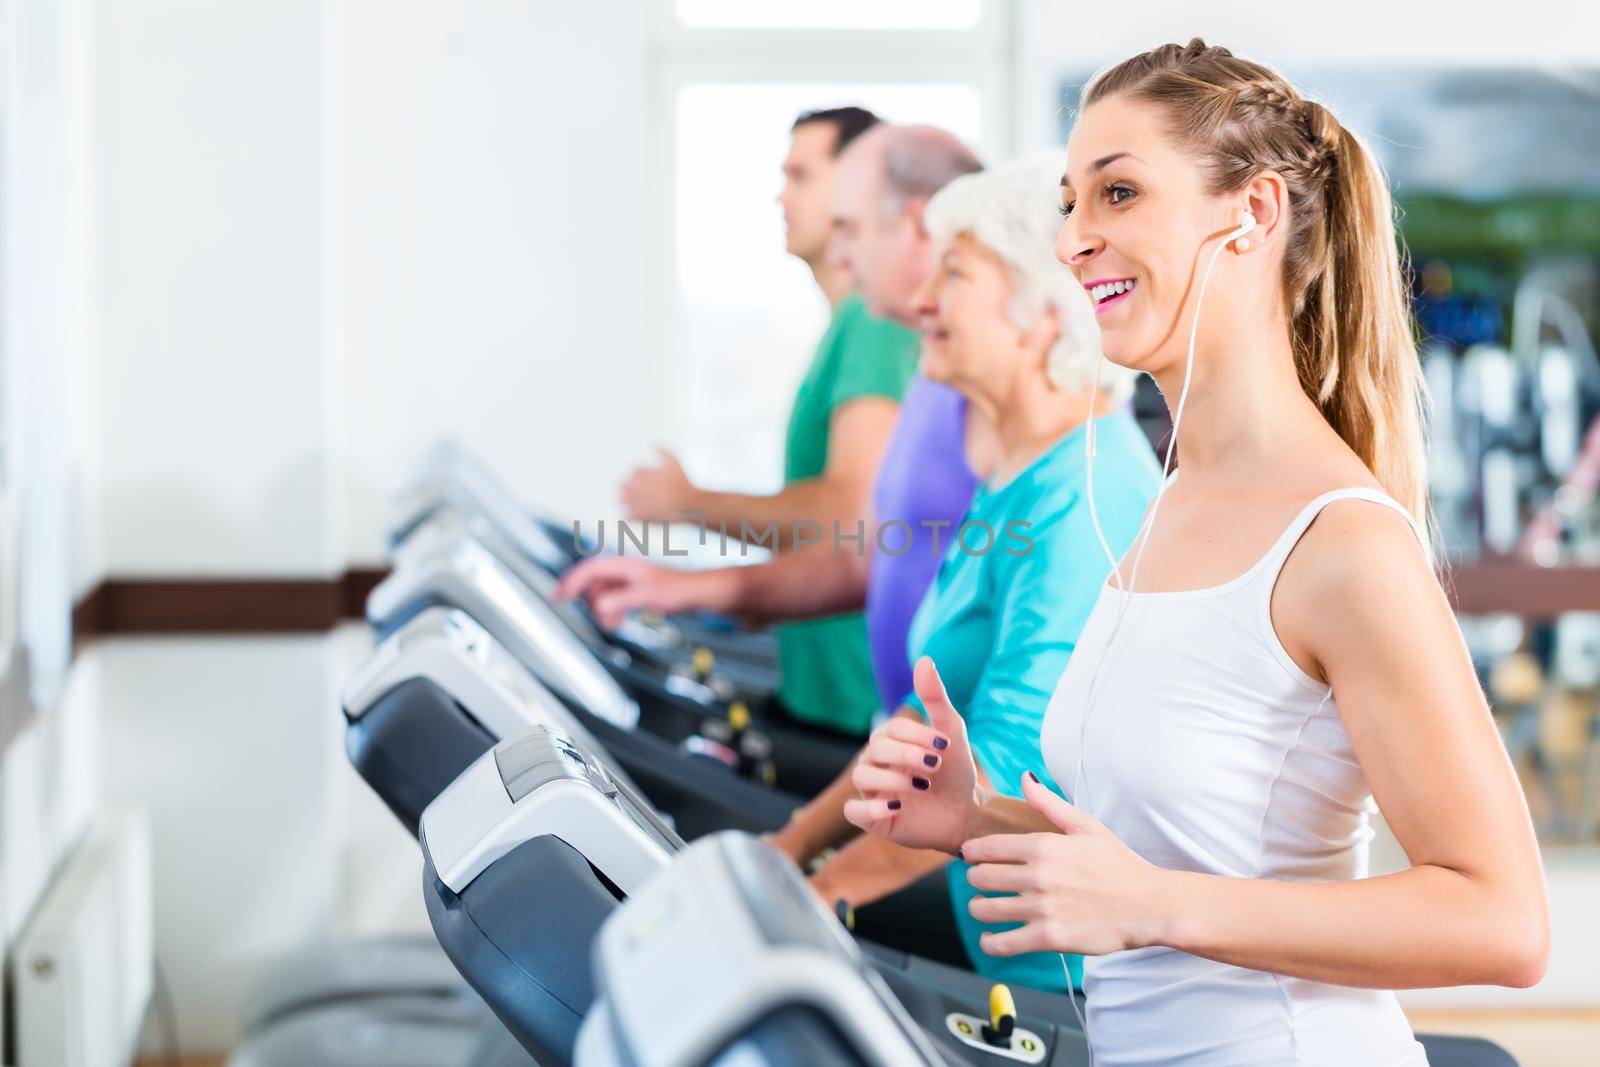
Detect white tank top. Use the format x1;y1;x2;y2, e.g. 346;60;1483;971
1040;488;1430;1066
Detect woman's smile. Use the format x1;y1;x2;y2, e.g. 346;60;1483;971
1085;276;1138;316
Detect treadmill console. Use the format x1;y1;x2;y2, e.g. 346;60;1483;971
577;832;942;1067
421;726;683;896
367;533;641;730
396;506;612;653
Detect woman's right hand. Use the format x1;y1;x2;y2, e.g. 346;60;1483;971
844;657;985;856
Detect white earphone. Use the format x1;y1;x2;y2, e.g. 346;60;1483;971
1230;210;1257;252
1231;210;1257;241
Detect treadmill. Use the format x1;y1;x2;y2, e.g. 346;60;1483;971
575;832;1523;1067
344;606;792;840
233;604;655;1067
392;440;779;670
235;605;673;1067
418;727;1090;1067
235;609;788;1062
246;617;1515;1067
578;830;1081;1067
390;506;778;707
350;591;966;966
367;527;856;797
342;607;961;958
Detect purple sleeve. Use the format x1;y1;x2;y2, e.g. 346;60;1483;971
865;377;979;711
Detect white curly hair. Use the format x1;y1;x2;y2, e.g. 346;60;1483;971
923;151;1138;400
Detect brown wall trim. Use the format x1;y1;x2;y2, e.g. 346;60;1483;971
72;569;391;639
65;560;1600;638
71;582;108;639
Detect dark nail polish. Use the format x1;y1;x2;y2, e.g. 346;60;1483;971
923;754;939;768
913;777;930;791
956;847;965;861
933;736;949;750
887;799;902;811
1025;770;1040;784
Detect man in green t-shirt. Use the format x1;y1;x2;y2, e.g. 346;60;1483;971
608;107;920;735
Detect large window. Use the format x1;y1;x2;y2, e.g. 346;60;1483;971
652;3;1009;492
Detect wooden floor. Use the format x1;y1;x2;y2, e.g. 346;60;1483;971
141;1012;1600;1067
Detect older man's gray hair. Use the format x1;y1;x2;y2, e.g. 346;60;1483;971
847;124;983;218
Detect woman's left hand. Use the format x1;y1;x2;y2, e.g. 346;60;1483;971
963;772;1171;959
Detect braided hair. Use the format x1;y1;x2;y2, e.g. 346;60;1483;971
1083;40;1429;531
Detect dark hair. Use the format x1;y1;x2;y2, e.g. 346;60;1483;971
792;106;882;157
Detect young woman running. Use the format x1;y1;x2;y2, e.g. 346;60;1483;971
843;40;1548;1066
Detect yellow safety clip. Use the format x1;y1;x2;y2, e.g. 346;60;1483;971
727;700;751;732
692;647;715;678
983;983;1017;1046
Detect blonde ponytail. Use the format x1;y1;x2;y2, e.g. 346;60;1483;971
1297;107;1430;523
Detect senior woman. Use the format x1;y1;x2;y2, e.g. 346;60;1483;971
774;154;1160;994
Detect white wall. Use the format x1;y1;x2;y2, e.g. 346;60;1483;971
55;0;657;1050
88;0;656;578
94;635;346;1052
337;0;652;566
91;0;338;577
